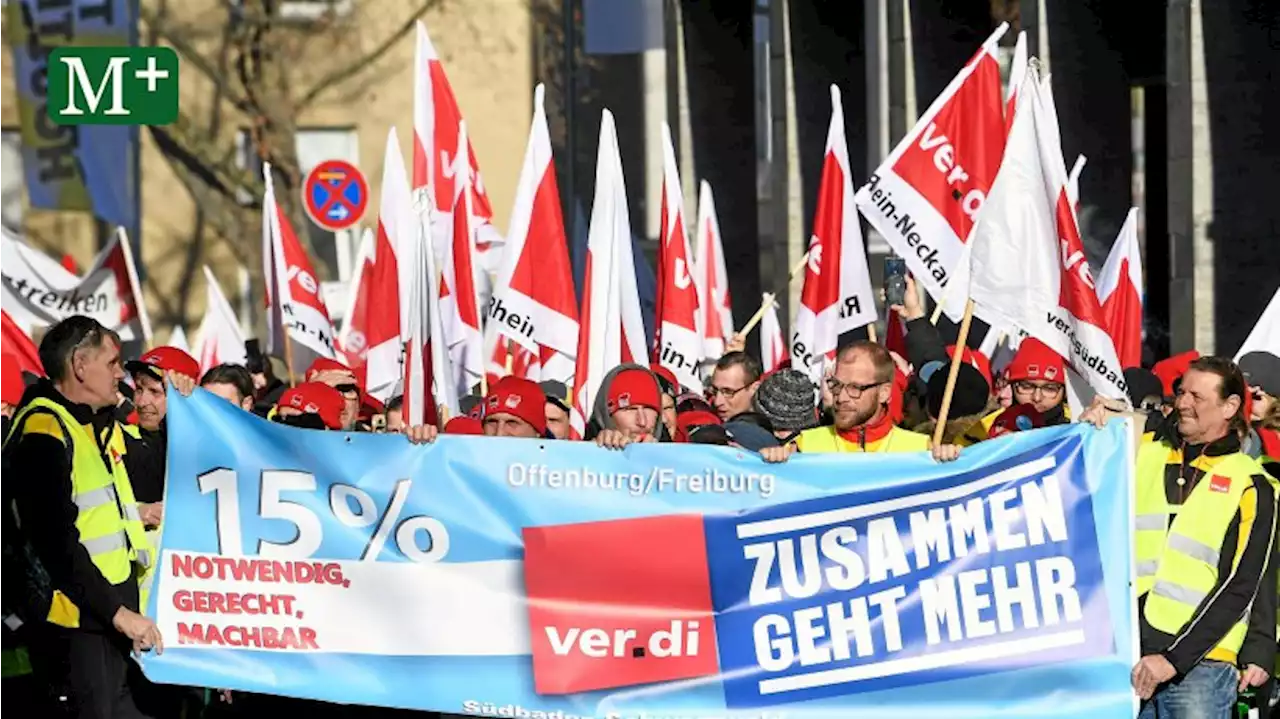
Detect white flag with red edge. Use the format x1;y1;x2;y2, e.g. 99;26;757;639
855;24;1008;322
653;122;703;391
483;84;579;384
439;120;485;396
761;297;786;374
571;109;647;436
262;162;336;361
791;85;877;383
1;225;151;343
413;22;503;280
194;265;248;373
1235;287;1280;361
969;64;1130;407
1096;207;1143;368
695;180;733;359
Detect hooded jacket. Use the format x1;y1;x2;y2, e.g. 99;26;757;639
585;364;670;442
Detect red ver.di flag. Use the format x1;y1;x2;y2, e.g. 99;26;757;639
855;24;1007;321
262;163;336;360
653;122;703;391
791;86;876;382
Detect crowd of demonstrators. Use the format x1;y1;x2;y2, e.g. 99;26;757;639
2;310;1278;719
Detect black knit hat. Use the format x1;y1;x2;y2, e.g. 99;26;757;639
1240;352;1280;397
753;369;819;432
927;363;990;419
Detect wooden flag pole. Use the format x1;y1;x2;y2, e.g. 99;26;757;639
282;334;297;387
931;299;976;447
438;403;450;430
867;322;878;344
733;253;810;342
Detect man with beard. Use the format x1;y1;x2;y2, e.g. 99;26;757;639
762;341;960;462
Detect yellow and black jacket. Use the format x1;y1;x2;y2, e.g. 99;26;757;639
6;381;148;633
1135;432;1277;675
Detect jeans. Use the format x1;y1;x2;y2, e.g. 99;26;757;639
1138;660;1239;719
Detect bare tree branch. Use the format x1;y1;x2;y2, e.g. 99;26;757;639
140;4;258;117
294;0;439;111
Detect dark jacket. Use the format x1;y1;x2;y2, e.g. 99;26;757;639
122;421;166;504
7;380;139;633
253;378;288;418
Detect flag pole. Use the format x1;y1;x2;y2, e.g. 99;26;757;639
282;333;297;387
867;322;878;344
931;299;976;446
116;227;153;350
733;252;810;342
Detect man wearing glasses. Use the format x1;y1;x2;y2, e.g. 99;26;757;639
763;341;935;460
983;338;1070;435
707;352;762;421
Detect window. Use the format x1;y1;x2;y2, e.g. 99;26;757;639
1;130;24;232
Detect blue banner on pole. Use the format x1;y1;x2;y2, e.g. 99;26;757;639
7;0;138;229
145;390;1138;717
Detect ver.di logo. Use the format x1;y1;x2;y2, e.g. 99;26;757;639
47;47;179;126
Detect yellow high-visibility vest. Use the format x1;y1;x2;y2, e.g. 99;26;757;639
11;399;153;628
1134;439;1274;665
795;425;930;453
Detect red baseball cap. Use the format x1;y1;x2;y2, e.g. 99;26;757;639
444;417;485;435
1004;338;1065;384
126;346;200;382
484;376;547;436
607;368;661;414
2;354;25;406
675;409;722;442
278;382;345;430
306;357;353;382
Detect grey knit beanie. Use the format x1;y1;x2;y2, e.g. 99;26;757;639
753;369;819;432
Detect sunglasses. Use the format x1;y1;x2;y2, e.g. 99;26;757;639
335;383;360;396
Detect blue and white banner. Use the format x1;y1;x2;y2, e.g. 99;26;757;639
145;390;1138;717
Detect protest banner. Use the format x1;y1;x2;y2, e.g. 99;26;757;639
146;390;1138;717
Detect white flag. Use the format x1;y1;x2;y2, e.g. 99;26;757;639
570;109;647;435
969;65;1129;406
193;266;248;373
1236;288;1280;361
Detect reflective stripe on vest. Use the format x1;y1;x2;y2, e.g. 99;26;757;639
11;399;153;627
1135;441;1265;660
